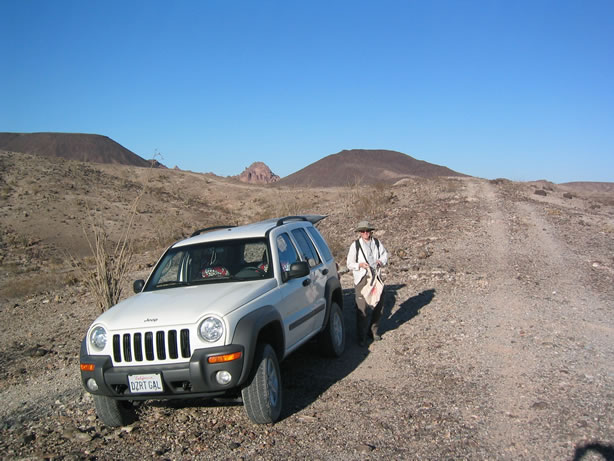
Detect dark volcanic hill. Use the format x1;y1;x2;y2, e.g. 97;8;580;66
0;132;151;167
276;149;467;187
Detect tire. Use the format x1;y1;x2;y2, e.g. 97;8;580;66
93;395;136;427
241;343;282;424
318;302;345;357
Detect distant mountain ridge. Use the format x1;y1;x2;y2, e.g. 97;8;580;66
277;149;467;187
0;134;467;185
0;132;152;167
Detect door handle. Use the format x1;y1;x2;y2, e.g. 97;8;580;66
302;278;311;287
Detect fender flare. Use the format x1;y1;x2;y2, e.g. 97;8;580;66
322;276;343;330
231;306;285;385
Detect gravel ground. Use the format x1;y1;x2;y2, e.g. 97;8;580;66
1;160;613;460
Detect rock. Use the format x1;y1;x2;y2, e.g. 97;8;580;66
417;248;432;259
534;189;547;196
61;426;92;442
531;401;548;410
359;442;376;452
233;162;280;184
27;346;50;357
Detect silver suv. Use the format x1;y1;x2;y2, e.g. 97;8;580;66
80;215;345;426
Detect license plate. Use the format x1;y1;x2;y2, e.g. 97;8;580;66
128;373;164;393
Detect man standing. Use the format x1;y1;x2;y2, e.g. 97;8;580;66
346;220;389;347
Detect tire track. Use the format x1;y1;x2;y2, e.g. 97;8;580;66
467;180;541;455
465;179;614;458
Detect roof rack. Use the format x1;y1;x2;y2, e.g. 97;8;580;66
191;225;236;237
275;215;328;226
275;216;309;226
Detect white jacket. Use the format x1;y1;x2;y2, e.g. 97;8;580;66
346;237;388;285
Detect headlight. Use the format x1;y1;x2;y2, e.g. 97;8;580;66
199;317;224;342
89;326;107;351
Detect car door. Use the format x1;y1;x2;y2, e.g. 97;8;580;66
290;227;327;332
273;232;316;350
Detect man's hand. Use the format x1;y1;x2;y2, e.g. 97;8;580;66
359;262;370;269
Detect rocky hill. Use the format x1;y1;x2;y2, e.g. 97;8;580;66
234;161;280;184
0;150;613;459
0;132;152;167
277;149;467;187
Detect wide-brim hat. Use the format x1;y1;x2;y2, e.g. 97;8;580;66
355;220;375;232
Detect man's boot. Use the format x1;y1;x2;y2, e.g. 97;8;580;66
370;324;381;341
370;298;383;341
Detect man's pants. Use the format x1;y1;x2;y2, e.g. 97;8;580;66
355;275;384;341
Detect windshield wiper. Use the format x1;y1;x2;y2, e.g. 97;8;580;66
153;281;190;289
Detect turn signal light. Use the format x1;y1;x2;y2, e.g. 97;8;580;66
80;363;95;372
207;351;242;364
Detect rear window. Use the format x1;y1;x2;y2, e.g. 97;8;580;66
307;227;333;262
292;228;322;268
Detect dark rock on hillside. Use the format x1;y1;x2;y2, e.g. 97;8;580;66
234;161;280;184
277;149;467;187
148;159;168;169
0;132;151;167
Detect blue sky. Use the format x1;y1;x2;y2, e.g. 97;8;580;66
2;1;613;183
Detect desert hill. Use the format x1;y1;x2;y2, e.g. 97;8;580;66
0;132;152;167
0;149;613;459
277;149;467;187
561;181;614;195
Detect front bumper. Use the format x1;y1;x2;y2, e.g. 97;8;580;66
80;342;246;400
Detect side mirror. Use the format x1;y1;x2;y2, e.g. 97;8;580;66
133;279;145;293
288;261;310;279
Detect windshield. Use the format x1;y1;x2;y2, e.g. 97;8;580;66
145;238;272;291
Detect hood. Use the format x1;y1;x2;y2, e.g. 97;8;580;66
95;279;277;330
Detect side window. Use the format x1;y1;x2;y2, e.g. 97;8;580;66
291;228;322;268
276;233;299;274
307;227;333;262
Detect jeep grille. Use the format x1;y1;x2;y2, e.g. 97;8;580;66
112;329;191;363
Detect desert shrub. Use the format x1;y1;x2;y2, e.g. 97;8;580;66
343;181;395;219
0;271;79;299
600;223;614;234
150;216;189;249
318;228;346;262
1;184;13;199
256;189;316;220
441;179;464;194
75;157;159;312
81;208;135;313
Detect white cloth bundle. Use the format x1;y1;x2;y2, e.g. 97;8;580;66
361;267;384;306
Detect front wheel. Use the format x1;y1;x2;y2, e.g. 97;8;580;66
318;302;345;357
93;395;136;427
241;343;282;424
